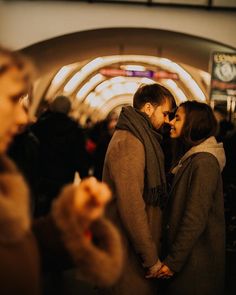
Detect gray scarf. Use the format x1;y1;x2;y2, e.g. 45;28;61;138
116;106;167;208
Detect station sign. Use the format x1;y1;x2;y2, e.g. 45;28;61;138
210;52;236;101
100;68;179;80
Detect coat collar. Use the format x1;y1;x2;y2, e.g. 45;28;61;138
169;156;193;196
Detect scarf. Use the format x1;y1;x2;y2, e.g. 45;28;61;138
116;106;167;208
171;136;226;175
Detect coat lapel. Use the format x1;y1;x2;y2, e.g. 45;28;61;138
169;157;193;195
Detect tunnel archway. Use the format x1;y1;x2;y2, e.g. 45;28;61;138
22;27;236;74
22;27;236;122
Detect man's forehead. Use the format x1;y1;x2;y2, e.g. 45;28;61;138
161;99;173;111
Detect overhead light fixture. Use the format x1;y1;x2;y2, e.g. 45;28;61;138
121;65;146;71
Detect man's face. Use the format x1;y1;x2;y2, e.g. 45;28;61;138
149;100;172;130
0;61;28;153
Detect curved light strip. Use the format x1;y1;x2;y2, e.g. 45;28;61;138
93;95;133;121
76;73;105;102
60;55;206;102
162;79;187;104
47;64;78;98
84;76;188;110
64;57;104;94
159;59;205;101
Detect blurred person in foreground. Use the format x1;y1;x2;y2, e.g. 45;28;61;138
32;95;89;216
0;46;123;295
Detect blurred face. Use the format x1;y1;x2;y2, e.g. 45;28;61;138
170;106;186;138
0;60;28;153
149;100;172;130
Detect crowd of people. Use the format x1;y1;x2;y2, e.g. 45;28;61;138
0;45;234;295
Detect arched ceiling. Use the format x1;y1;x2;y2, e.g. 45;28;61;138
22;28;235;123
21;28;236;74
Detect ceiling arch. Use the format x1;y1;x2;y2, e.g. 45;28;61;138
23;28;235;122
21;27;236;75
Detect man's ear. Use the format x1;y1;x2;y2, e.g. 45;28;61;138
141;102;154;117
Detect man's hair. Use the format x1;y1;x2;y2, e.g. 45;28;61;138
180;100;217;148
133;83;175;110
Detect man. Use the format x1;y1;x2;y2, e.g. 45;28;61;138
102;83;175;294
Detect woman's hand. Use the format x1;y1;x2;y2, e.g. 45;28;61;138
156;264;174;279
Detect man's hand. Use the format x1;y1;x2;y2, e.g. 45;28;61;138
73;177;111;222
156;264;174;279
145;260;162;279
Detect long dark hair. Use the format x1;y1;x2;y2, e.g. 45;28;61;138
179;101;217;151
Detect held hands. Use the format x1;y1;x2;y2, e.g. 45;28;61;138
145;260;162;279
146;261;174;279
156;264;174;279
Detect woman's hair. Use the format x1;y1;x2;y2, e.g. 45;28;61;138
0;45;35;87
179;100;218;149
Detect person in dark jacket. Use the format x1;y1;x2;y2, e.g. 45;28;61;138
0;46;123;295
32;95;89;216
157;101;225;295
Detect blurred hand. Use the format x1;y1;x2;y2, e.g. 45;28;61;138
156;264;174;279
73;177;111;222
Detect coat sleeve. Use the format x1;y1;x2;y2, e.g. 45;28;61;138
106;132;158;268
164;154;221;272
33;185;123;287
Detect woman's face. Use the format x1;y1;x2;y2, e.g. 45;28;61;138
0;60;28;153
170;106;186;138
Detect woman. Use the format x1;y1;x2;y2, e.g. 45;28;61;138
158;101;226;295
0;46;123;294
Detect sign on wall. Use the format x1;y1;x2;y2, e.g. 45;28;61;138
210;52;236;101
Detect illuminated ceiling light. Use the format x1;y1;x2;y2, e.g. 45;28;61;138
111;83;125;96
86;92;103;108
121;65;146;71
199;70;211;86
64;72;83;93
81;57;104;73
64;58;104;94
76;83;93;102
98;95;133;118
110;76;126;84
95;80;111;93
159;58;205;101
140;77;156;84
100;89;114;101
162;79;187;103
52;65;77;86
76;74;105;101
90;73;105;85
52;54;205;103
124;81;139;93
46;64;78;98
